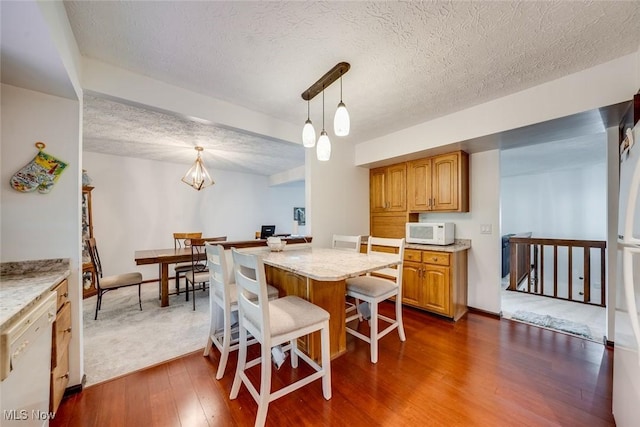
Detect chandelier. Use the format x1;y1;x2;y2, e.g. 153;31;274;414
181;146;214;190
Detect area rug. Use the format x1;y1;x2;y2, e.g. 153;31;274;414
82;283;210;386
511;310;593;340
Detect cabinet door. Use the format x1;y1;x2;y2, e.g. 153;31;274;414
408;158;432;211
385;164;407;212
431;153;459;211
423;264;451;316
370;167;387;212
402;261;423;306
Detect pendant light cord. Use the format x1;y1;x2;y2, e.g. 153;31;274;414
322;86;325;130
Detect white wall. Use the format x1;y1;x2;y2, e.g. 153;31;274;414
419;151;502;313
0;83;83;384
501;162;607;240
83;151;305;279
306;138;370;249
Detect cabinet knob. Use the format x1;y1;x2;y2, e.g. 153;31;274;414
64;327;72;333
60;372;69;380
63;292;68;298
432;257;438;262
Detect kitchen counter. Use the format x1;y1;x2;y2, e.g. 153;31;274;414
360;237;471;253
0;259;70;330
405;239;471;252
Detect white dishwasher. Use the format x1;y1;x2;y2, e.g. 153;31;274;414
1;291;56;426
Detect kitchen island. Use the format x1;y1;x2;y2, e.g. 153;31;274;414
240;246;401;361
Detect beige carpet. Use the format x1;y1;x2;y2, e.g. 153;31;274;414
82;283;210;386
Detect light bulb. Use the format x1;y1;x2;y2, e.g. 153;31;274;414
316;130;331;161
334;101;350;136
302;119;316;147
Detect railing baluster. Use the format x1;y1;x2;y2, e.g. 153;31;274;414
533;244;539;294
600;247;606;307
509;241;517;291
568;247;572;301
526;243;531;293
553;245;558;299
540;244;545;296
584;247;591;303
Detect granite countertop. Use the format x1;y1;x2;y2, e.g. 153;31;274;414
0;259;70;329
406;239;471;252
241;246;400;281
359;237;471;253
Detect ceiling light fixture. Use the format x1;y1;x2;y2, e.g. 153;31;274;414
316;88;331;161
302;98;316;147
301;62;350;160
333;74;350;136
181;146;214;190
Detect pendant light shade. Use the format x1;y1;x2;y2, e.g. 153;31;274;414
181;146;214;190
317;130;331;161
302;99;316;147
333;76;350;136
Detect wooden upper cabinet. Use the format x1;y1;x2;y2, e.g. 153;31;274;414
407;151;469;212
370;164;406;213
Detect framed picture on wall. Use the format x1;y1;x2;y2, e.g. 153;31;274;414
293;207;305;225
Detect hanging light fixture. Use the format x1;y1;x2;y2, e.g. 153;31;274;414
316;88;331;161
302;98;316;147
333;73;350;136
301;62;350;161
181;146;214;190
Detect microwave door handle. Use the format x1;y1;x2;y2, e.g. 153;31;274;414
623;247;640;367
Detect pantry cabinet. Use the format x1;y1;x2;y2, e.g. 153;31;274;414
402;248;468;320
407;151;469;212
370;164;406;213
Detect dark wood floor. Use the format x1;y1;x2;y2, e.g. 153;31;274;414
51;303;614;426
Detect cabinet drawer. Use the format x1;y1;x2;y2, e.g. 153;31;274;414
50;347;69;413
53;279;69;311
422;251;450;266
404;249;422;262
52;302;72;368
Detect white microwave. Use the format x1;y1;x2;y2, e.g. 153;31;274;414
406;222;455;245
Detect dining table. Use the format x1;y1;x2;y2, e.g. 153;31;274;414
133;237;313;307
242;246;402;360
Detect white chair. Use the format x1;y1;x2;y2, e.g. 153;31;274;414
345;236;406;363
331;234;362;252
203;244;278;380
230;249;332;427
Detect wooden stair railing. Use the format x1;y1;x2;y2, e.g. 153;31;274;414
507;237;606;307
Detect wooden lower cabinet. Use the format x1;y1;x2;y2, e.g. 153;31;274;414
264;265;346;361
402;249;468;320
51;279;71;413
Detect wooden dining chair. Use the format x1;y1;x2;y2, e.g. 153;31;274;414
184;237;228;310
345;236;406;363
203;244;278;379
172;232;202;296
87;237;143;320
230;249;332;427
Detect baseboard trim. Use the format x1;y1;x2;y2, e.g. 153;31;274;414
468;306;501;319
64;374;86;397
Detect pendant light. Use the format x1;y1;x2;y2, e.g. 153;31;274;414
316;88;331;161
333;74;350;136
300;62;350;161
302;98;316;147
181;146;214;190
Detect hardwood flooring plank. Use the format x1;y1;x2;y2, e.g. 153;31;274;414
51;304;615;426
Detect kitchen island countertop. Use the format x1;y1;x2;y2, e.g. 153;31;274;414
0;259;70;330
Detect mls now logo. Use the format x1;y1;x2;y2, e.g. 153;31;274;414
3;409;28;420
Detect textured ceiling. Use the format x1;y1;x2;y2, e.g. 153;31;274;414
83;95;304;176
62;1;640;174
